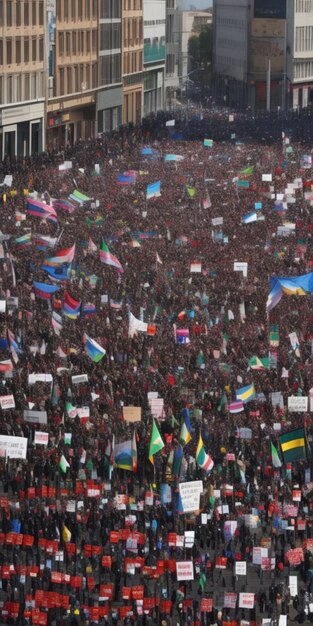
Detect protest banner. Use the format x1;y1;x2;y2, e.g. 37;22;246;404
178;481;203;513
0;435;27;459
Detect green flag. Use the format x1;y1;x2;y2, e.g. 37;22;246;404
59;454;70;474
271;442;282;469
149;420;165;464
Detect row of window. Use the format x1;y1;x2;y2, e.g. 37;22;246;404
295;26;313;52
0;37;44;66
0;0;44;27
99;53;121;86
100;0;121;19
123;17;143;47
123;0;142;10
56;0;97;22
216;16;246;29
123;50;143;75
58;29;97;57
0;71;45;105
144;20;166;26
296;0;313;12
100;23;121;51
57;63;97;96
294;61;313;79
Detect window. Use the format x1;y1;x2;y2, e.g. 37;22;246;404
32;38;37;62
58;32;64;56
7;75;13;102
78;0;82;19
72;0;76;20
39;37;44;62
24;39;29;63
67;66;72;92
100;53;121;85
24;73;30;100
39;0;44;25
31;72;36;98
16;39;21;64
16;1;21;26
24;1;29;25
72;31;77;54
66;31;71;55
0;1;2;27
86;31;90;53
6;0;12;27
16;75;21;101
32;0;37;25
59;68;64;95
64;0;68;20
100;23;121;51
6;39;12;64
0;40;2;65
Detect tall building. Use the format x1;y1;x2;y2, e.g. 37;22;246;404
286;0;313;109
143;0;166;116
176;9;212;80
0;0;46;158
46;0;98;148
97;0;123;133
165;0;179;108
122;0;144;125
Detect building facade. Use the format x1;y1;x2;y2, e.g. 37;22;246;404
122;0;144;125
46;0;98;149
176;10;212;81
165;0;179;108
97;0;123;134
143;0;166;116
286;0;313;109
0;0;46;159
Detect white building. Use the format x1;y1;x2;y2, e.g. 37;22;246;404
143;0;166;115
175;9;212;81
286;0;313;109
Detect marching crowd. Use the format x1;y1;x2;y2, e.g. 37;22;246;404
0;108;313;625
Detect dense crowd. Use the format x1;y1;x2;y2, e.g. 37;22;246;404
0;108;313;626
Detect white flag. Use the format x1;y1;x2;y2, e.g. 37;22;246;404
128;312;148;338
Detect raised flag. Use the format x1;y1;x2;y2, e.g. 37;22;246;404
173;444;183;477
59;454;70;474
45;244;76;266
0;360;13;372
248;356;269;370
83;333;106;363
279;428;306;463
175;328;190;344
63;291;81;319
229;400;244;414
14;233;32;249
129;312;148;337
114;439;132;471
42;264;69;281
236;383;256;403
146;181;161;199
149;420;165;464
52;312;63;336
243;212;258;224
99;241;123;272
271;442;282;468
179;409;192;446
33;282;59;299
131;431;138;473
186;185;196;198
26;198;58;222
196;434;214;472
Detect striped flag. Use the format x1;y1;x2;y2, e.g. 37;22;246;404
99;241;123;272
279;428;306;463
45;244;76;266
15;233;32;249
271;441;282;468
229;400;244;414
179;408;192;446
236;383;256;403
83;333;106;363
196;434;214;472
33;282;59;299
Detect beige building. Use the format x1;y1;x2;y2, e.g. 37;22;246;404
122;0;144;125
46;0;98;148
0;0;46;158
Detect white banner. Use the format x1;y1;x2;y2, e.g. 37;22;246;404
179;481;203;513
34;431;49;446
0;435;27;459
288;396;308;412
23;410;48;424
239;593;255;609
235;561;247;576
176;561;194;581
0;394;15;410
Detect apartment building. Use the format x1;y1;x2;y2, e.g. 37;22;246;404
122;0;144;125
165;0;179;108
0;0;46;158
97;0;123;133
143;0;166;116
46;0;98;148
286;0;313;109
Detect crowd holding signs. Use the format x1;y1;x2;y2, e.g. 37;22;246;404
1;108;313;625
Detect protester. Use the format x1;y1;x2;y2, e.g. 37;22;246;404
0;107;313;626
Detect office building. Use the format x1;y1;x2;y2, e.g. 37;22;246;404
165;0;179;108
143;0;166;116
97;0;123;133
0;0;46;158
122;0;144;125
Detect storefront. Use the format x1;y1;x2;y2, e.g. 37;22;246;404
46;104;96;150
0;102;45;159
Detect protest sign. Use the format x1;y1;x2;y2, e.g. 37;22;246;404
288;396;308;412
34;432;49;446
123;407;142;422
0;394;15;409
0;435;27;459
178;481;203;513
234;262;248;277
176;561;194;581
239;593;255;609
23;410;48;425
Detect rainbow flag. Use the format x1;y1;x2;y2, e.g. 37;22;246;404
229;400;244;414
69;190;90;205
82;303;96;317
15;233;32;249
45;244;76;266
83;333;106;362
53;199;76;213
99;241;123;272
236;383;255;403
33;282;59;299
196;434;214;472
63;291;81;319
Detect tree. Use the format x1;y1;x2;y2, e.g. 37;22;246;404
188;35;200;71
199;24;213;67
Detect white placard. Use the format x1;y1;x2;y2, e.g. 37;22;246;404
0;300;6;312
179;481;203;513
289;575;298;597
235;561;247;576
234;262;248;278
176;561;194;581
239;593;255;609
262;174;272;182
23;410;48;424
279;616;287;626
0;394;15;409
252;547;268;565
28;373;53;385
76;406;90;419
288;396;308;412
34;431;49;446
212;217;223;226
184;531;195;548
0;435;27;459
72;374;88;384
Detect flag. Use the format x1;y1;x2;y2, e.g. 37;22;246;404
99;240;123;272
164;154;184;162
114;439;133;471
63;291;81;319
53;199;76;213
198;572;206;590
267;272;313;311
14;233;32;249
7;330;21;363
204;139;213;148
248;356;269;370
236;383;256;403
279;428;306;463
173;444;183;477
0;360;13;372
82;302;96;317
83;333;106;363
117;173;136;185
156;252;163;265
26;198;58;222
59;454;70;473
33;282;59;299
42;264;70;281
52;311;63;335
87;237;97;253
179;408;192;446
45;244;76;266
269;325;279;347
175;327;190;344
240;165;254;175
196;434;214;472
186;185;196;198
237;179;250;188
271;442;282;468
242;212;258;224
229;400;244;414
129;312;148;337
33;234;58;250
149;420;165;463
66;402;77;418
131;431;138;473
218;392;227;412
146;181;161;199
69;190;90;205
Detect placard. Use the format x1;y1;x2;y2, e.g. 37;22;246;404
0;435;27;459
289;575;298;597
234;262;248;278
178;481;203;513
0;394;15;409
123;406;142;422
262;174;272;182
235;561;247;576
28;373;53;385
23;410;48;425
239;593;255;609
288;396;308;412
34;432;49;446
176;561;194;581
72;374;88;384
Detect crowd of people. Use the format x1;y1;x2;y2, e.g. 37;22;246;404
0;107;313;626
